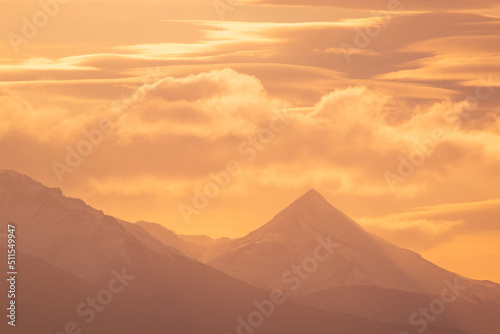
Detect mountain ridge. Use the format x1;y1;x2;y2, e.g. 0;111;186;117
3;169;452;334
0;169;495;334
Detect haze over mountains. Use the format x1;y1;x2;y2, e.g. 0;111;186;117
205;190;500;334
136;221;234;263
140;189;500;334
1;170;497;334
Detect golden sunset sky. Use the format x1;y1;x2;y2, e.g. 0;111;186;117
1;0;500;282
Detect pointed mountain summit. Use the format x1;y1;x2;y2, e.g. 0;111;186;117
276;189;335;214
3;170;449;334
209;189;500;299
273;188;353;227
206;189;500;334
229;189;373;253
290;188;327;204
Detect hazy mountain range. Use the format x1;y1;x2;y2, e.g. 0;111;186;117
1;169;498;334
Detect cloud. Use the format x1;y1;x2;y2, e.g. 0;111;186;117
1;0;499;281
112;68;290;139
360;198;500;251
254;87;483;197
0;88;101;142
1;67;500;238
245;0;500;11
0;68;288;140
360;217;464;251
3;12;499;110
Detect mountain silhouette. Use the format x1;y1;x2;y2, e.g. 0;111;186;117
0;170;465;334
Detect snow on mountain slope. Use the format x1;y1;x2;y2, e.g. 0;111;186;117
209;189;500;301
2;170;460;334
0;169;183;282
205;189;500;334
136;221;233;262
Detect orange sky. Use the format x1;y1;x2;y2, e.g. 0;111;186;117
1;0;500;282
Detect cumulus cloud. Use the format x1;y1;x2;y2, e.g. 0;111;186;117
0;68;288;141
114;68;289;139
1;68;500;239
256;85;497;198
1;0;499;281
3;69;500;196
0;88;106;142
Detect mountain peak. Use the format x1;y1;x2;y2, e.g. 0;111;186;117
0;170;73;208
0;169;43;193
0;169;27;179
0;169;45;186
287;188;330;209
305;188;322;197
233;187;378;251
